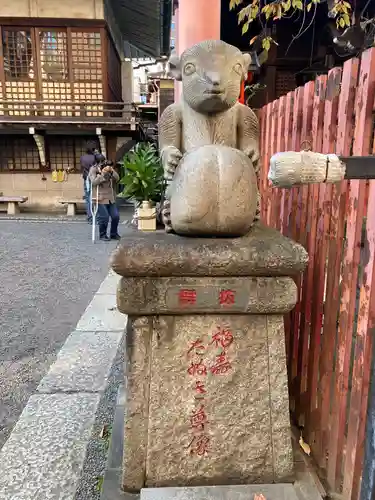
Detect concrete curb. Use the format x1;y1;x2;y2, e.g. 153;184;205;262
0;270;125;500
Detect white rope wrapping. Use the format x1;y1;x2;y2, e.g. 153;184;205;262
268;151;346;188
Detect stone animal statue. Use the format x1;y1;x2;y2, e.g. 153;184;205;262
159;40;260;236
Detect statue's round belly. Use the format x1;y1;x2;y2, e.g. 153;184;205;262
170;145;258;236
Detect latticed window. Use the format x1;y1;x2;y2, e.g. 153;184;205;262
2;28;37;107
2;29;33;80
0;135;40;171
0;26;121;117
275;71;296;99
48;136;97;171
39;30;68;81
71;31;102;81
71;31;103;106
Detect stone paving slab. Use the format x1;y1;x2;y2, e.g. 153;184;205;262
140;485;299;500
0;221;118;450
37;330;123;393
0;393;100;500
96;271;121;295
76;294;125;331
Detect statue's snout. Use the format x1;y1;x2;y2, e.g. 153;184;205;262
205;71;221;87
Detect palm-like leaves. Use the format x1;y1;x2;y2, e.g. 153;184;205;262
119;143;164;204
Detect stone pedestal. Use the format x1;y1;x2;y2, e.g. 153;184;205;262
111;225;308;492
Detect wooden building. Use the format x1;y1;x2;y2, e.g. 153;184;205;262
0;0;172;210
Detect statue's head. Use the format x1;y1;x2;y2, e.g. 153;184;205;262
169;40;251;113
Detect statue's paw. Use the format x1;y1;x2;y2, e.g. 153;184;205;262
162;146;182;180
164;169;175;182
161;200;172;232
165;223;175;234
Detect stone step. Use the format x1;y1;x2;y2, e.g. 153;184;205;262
140;484;299;500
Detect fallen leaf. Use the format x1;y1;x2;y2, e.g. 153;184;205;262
100;424;110;439
299;434;311;456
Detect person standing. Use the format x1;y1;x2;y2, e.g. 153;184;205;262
80;141;97;223
89;155;121;241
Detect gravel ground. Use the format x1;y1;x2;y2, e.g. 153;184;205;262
0;220;121;449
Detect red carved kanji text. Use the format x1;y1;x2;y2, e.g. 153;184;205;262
187;339;206;356
219;289;236;305
194;380;206;394
210;351;232;375
188;434;210;456
179;289;197;305
190;405;209;431
211;327;234;349
187;360;207;376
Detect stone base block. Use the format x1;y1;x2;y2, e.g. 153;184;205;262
67;203;76;216
112;226;308;492
123;314;293;491
7;202;20;215
140;484;299;500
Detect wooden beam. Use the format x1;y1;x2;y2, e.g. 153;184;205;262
0;17;106;28
32;27;43;104
66;28;75;102
101;28;109;103
0;27;7;110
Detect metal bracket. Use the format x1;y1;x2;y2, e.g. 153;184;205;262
340;155;375;179
30;129;46;167
97;132;107;159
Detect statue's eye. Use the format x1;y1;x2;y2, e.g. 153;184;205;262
184;63;196;76
233;63;243;76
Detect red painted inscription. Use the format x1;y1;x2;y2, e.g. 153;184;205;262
186;326;235;456
188;434;210;456
187;339;206;356
219;289;236;305
211;327;234;349
194;380;206;394
187;360;207;376
190;405;209;431
210;351;232;375
179;289;197;305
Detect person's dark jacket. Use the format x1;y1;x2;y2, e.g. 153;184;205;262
80;153;96;180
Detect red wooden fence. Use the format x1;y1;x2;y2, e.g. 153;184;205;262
259;47;375;500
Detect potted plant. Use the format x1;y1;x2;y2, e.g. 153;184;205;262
119;143;164;231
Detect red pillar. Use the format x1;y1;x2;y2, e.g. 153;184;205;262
178;0;221;54
174;0;221;101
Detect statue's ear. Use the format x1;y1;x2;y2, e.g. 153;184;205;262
242;53;252;78
168;52;182;81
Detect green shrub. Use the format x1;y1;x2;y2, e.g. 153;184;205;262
119;143;164;204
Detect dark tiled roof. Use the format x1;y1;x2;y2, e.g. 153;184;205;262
109;0;173;58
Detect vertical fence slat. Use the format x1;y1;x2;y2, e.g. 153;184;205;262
269;99;279;228
283;91;295;377
262;104;272;223
343;47;375;500
259;106;267;222
356;180;375;499
281;91;294;236
307;70;341;459
314;66;342;468
295;81;315;422
289;87;304;400
276;95;286;231
289;86;304;240
302;76;327;434
326;56;360;492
